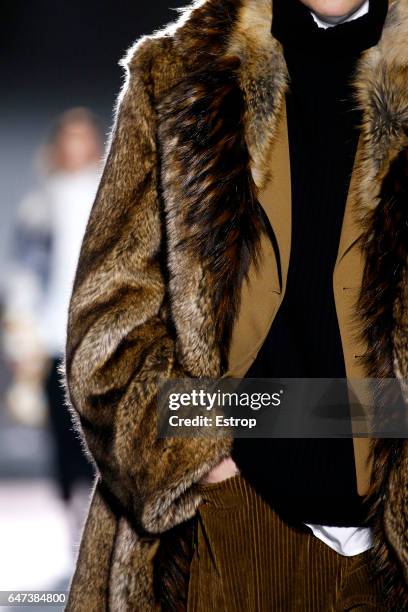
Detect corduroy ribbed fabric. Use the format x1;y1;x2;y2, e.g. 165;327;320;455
187;475;386;611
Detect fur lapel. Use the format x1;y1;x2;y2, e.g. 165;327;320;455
351;5;408;606
157;0;289;375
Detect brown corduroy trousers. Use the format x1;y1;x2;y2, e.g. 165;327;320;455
186;474;386;611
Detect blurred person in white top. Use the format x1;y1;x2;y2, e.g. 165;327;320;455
3;108;102;529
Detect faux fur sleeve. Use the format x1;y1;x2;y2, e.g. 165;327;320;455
63;38;230;534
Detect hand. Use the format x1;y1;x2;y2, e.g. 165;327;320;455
199;457;239;484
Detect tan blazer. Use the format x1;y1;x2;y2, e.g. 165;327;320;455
225;99;372;495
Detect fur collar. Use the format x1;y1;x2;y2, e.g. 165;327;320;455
165;0;408;191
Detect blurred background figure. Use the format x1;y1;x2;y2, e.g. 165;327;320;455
2;107;102;549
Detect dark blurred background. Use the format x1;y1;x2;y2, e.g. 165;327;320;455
0;1;185;604
0;0;185;282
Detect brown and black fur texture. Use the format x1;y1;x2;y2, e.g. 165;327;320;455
62;0;408;609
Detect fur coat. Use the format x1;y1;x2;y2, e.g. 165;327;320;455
63;0;408;609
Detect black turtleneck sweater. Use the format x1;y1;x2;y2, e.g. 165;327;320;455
231;0;388;527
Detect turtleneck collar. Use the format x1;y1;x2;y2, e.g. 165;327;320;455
271;0;388;60
311;0;369;29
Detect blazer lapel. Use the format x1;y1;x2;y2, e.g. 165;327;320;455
335;133;365;267
256;97;291;295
